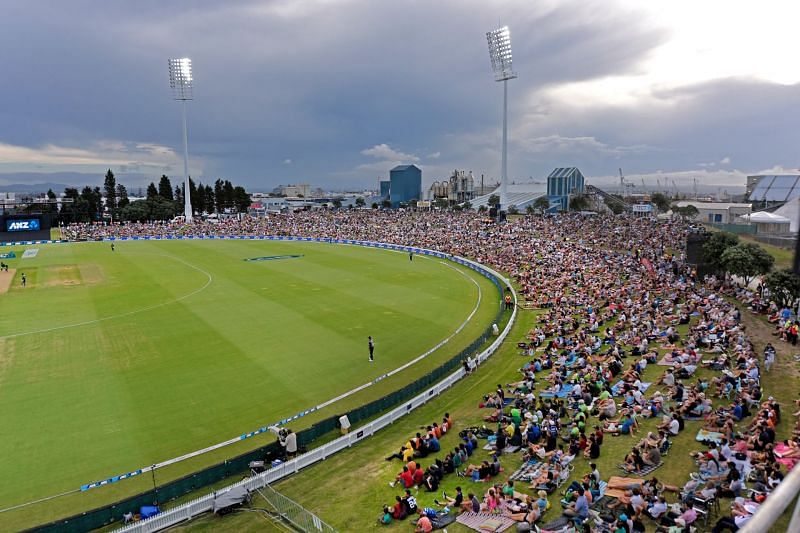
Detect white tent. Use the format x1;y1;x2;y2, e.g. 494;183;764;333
738;211;792;234
774;197;800;232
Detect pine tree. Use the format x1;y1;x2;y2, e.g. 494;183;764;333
103;169;117;215
158;175;174;201
116;183;130;209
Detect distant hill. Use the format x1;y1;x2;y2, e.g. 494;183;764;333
0;172;151;194
0;182;70;194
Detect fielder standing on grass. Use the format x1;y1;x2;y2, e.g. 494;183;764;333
368;335;375;362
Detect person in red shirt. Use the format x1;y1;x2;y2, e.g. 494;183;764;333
392;495;406;520
390;466;414;488
412;466;424;486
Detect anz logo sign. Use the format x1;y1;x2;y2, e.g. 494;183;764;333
6;219;40;232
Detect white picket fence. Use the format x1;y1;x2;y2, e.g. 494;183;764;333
113;259;516;533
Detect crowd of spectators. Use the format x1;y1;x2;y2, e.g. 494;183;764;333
63;210;797;532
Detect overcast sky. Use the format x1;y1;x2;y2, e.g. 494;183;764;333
0;0;798;192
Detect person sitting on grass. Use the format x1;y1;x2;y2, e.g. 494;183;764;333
562;487;589;520
508;499;540;529
462;492;481;513
482;487;501;514
463;460;492;480
604;412;638;436
642;441;662;467
414;508;433;533
377;505;392;525
622;448;645;473
391;495;407;520
389;466;413;488
434;486;463;509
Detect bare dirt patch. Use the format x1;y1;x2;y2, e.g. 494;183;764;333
78;263;105;285
0;269;15;294
39;265;82;288
38;264;104;288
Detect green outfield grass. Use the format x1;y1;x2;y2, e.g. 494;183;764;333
0;239;499;530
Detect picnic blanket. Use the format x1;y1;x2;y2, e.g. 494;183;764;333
617;461;663;476
774;443;799;470
540;516;571;531
538;384;574;399
483;443;521;454
455;512;516;532
508;461;541;482
657;355;677;366
696;429;724;444
605;476;644;499
431;513;457;529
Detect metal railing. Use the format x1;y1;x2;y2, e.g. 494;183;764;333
256;483;336;532
739;462;800;533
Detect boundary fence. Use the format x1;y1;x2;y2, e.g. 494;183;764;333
26;237;515;532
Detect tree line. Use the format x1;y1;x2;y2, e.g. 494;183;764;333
51;170;251;223
702;231;800;308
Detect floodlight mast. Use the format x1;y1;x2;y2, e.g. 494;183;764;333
486;26;517;212
168;58;194;223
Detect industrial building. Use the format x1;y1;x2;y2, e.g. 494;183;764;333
546;167;585;211
426;170;477;204
388;164;422;207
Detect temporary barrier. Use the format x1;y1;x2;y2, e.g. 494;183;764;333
26;237;515;532
255;483;337;532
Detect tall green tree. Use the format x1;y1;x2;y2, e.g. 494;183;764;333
203;185;215;213
233;186;251;212
119;200;150;222
487;194;500;207
650;192;671;213
764;268;800;308
702;232;739;274
672;204;699;219
533;196;550;213
116;183;130;209
80;186;103;221
222;180;235;211
355;196;366;208
60;187;87;222
146;182;159;199
158;175;174;201
194;181;206;214
103;169;117;216
721;243;774;286
188;178;199;215
214;179;224;212
569;194;590;211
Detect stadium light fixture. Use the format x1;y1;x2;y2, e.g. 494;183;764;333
168;57;194;222
486;26;517;212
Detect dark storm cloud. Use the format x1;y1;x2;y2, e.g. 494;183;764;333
0;1;794;190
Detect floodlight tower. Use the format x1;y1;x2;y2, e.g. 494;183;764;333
486;26;517;211
168;58;194;222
